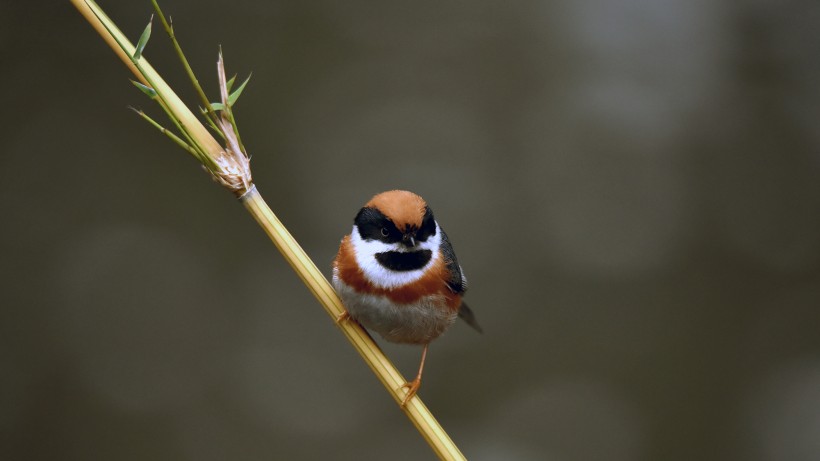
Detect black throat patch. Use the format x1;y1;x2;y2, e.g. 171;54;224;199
375;250;432;272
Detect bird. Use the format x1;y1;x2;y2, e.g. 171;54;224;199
332;190;481;407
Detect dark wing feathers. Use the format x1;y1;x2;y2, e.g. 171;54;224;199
439;229;466;294
440;229;482;333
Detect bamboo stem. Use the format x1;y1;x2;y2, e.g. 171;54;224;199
71;1;466;459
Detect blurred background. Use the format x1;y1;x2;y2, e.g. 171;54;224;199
3;0;820;459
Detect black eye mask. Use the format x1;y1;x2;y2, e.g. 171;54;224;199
354;206;438;244
355;207;401;243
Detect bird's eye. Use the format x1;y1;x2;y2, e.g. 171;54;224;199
380;228;389;237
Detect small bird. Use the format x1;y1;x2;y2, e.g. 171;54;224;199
332;190;481;406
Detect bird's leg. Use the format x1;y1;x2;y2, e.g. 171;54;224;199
400;344;429;407
335;310;351;324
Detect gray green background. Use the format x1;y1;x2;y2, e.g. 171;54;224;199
3;1;820;460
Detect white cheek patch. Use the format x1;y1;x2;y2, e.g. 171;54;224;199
350;224;442;289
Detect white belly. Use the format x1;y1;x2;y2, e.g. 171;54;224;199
333;279;457;344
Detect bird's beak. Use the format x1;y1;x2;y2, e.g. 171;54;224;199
403;234;416;248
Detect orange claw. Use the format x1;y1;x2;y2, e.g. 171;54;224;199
399;344;429;408
400;377;422;407
336;310;350;324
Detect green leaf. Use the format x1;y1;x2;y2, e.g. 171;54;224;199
131;80;157;98
133;15;153;60
131;106;200;158
227;74;251;106
226;74;237;93
210;102;226;111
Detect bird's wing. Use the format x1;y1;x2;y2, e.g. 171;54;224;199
440;229;482;333
439;229;467;295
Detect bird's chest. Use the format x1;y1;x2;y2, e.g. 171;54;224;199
333;280;458;344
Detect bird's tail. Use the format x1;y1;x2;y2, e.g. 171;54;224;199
458;302;483;333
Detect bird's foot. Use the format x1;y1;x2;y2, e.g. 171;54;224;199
399;377;422;407
335;310;350;325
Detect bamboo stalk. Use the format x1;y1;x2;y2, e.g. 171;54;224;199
71;1;466;459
